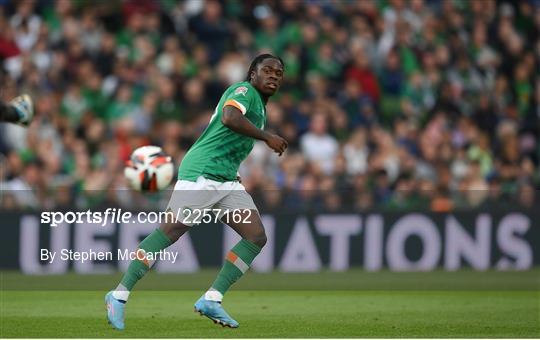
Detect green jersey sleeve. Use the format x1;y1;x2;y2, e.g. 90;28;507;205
177;81;265;182
223;84;253;115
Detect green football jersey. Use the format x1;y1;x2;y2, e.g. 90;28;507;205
178;81;267;182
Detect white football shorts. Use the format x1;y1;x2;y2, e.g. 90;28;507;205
166;175;258;226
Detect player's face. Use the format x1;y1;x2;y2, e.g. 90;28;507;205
252;59;284;96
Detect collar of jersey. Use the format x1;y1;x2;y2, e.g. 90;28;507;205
244;81;266;106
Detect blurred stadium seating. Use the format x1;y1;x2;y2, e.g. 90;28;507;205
0;0;539;213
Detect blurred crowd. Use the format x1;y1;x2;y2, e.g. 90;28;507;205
0;0;539;212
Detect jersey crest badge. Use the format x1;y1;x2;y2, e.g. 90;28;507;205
234;86;248;96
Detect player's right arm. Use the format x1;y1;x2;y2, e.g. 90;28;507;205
221;106;288;155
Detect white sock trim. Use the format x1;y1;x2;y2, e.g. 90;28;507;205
112;284;130;301
205;288;223;302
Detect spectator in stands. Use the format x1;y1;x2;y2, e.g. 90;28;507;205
300;113;339;175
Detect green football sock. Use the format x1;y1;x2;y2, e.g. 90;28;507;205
211;239;261;295
119;228;172;291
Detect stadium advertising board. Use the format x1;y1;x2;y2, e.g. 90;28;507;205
1;211;538;273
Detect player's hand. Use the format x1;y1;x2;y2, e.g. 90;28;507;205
264;133;288;156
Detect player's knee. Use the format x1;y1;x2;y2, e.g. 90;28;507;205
248;230;267;249
159;222;189;242
159;224;176;241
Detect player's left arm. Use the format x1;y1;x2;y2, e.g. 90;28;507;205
222;106;287;155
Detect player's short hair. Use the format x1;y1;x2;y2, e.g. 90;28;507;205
245;54;285;81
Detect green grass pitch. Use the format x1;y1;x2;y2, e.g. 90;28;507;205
1;270;539;338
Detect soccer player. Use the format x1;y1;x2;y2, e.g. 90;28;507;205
106;54;287;330
0;95;34;126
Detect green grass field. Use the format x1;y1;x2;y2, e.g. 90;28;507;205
1;270;539;338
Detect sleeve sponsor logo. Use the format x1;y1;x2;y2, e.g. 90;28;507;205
234;86;248;96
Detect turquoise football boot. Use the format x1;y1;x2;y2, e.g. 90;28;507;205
105;291;125;330
194;296;239;328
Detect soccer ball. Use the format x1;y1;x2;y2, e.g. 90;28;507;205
124;146;174;191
